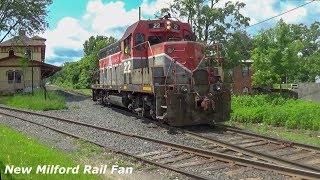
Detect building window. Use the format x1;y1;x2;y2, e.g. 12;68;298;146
242;65;249;77
6;70;22;84
243;86;249;93
15;71;22;83
7;71;14;83
25;49;32;59
9;50;14;57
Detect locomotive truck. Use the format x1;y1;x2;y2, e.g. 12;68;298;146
91;18;231;126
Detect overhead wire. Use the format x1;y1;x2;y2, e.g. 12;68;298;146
223;0;318;75
246;0;316;29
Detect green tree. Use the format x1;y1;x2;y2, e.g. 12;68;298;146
225;31;253;69
293;22;320;82
299;22;320;57
83;35;116;56
0;0;52;42
158;0;250;45
299;52;320;82
251;19;304;87
50;35;117;89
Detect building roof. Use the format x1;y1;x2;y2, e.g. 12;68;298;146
0;55;61;77
0;34;46;47
31;35;46;41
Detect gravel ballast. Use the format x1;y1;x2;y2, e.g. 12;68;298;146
0;90;290;179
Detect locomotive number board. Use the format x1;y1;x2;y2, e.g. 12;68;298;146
149;23;165;29
172;24;180;30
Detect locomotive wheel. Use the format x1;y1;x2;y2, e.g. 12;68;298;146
99;91;105;105
158;113;167;125
101;93;111;107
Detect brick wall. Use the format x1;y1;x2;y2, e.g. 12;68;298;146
231;62;253;94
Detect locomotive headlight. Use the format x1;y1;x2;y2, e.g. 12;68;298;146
166;25;171;30
215;84;221;91
180;85;188;94
166;21;171;25
167;46;174;54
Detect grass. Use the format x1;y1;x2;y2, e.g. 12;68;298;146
74;140;103;159
0;125;99;180
55;85;91;96
225;122;320;147
231;94;320;131
0;89;66;111
74;89;91;96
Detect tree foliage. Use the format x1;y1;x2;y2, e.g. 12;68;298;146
251;19;320;86
225;31;253;69
0;0;52;42
50;35;116;89
158;0;250;45
83;35;117;56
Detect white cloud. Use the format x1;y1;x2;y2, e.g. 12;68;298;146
309;1;320;14
42;0;175;64
140;0;174;16
41;17;91;60
84;0;139;34
40;0;319;65
210;0;277;25
278;4;307;23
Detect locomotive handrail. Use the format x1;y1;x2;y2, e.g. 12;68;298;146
171;57;188;65
133;41;155;91
164;57;175;93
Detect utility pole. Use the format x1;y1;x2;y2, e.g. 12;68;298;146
31;49;34;96
26;46;34;95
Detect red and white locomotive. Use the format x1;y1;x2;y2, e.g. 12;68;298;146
92;18;231;126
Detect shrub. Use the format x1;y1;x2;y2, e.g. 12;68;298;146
231;94;320;131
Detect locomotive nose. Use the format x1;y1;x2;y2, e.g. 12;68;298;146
163;42;205;71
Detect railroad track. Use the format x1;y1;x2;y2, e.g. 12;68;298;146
0;106;320;179
183;127;320;173
59;88;320;175
98;101;320;175
35;88;320;174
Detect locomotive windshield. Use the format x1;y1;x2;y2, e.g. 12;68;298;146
148;35;163;46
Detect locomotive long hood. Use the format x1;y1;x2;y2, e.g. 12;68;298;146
150;41;206;71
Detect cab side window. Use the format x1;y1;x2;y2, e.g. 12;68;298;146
135;33;145;50
124;36;131;55
135;33;145;45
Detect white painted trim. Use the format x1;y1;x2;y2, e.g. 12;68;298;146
195;56;206;70
100;53;192;73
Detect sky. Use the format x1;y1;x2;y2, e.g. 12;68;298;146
37;0;320;66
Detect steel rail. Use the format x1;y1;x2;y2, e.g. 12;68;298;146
183;130;320;173
219;124;320;152
54;88;320;173
0;110;209;180
109;107;320;174
0;107;320;179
